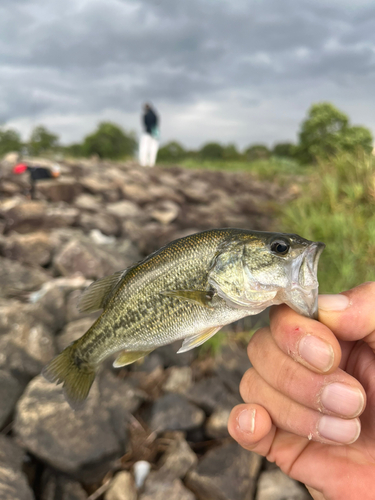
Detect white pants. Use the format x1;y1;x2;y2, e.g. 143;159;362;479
139;133;159;167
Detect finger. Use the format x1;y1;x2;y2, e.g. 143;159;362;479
318;282;375;348
248;328;366;418
228;403;275;456
239;367;361;445
269;306;342;374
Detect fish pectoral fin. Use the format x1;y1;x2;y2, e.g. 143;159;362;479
78;270;124;313
161;290;214;308
113;350;153;368
177;326;222;353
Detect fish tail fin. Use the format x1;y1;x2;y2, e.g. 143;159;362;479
42;344;96;410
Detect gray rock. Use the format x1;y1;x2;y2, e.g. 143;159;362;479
215;344;252;396
4;201;46;234
139;472;196;500
44;206;79;229
256;469;312;500
149;394;205;433
37;177;81;203
0;257;50;299
74;193;102;211
14;373;142;482
162;366;193;395
0;467;35;500
78;211;119;236
158;432;197;479
186;442;262;500
0;232;54;267
105;471;137;500
65;289;99;323
205;408;231;439
156;341;196;368
106;200;143;219
0;435;25;471
0;370;24;428
187;376;240;414
148;200;180;225
41;469;88;500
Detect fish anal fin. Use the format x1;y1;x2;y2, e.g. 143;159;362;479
177;326;222;353
161;290;214;309
113;350;153;368
78;270;124;313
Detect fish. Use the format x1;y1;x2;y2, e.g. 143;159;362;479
42;228;325;408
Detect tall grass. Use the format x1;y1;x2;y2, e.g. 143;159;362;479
281;151;375;293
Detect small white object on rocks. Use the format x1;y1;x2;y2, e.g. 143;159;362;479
133;460;151;489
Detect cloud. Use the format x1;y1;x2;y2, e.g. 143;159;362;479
1;0;375;147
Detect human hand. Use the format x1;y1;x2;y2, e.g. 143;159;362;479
228;282;375;500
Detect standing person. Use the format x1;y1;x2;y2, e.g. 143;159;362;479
139;103;159;167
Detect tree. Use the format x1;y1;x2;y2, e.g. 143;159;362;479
0;128;22;156
273;142;296;159
223;143;242;161
82;122;137;159
297;102;373;163
29;125;59;156
157;141;186;162
199;142;225;160
244;144;270;162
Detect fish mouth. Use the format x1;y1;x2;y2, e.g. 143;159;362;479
285;242;325;319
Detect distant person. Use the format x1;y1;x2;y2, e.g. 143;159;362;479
13;163;60;199
139;103;159;167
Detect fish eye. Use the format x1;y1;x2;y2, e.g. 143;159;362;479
270;239;290;256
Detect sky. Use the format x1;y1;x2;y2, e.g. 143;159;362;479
1;0;375;149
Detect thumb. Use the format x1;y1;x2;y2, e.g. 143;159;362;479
318;282;375;349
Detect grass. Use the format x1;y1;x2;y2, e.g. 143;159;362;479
280;151;375;293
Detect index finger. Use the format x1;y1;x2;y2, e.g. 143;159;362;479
269;305;341;374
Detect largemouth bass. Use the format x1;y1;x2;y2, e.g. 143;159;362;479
43;228;324;408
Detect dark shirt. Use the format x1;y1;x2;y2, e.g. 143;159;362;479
143;108;158;134
28;167;53;181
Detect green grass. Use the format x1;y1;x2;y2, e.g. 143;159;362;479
280;151;375;293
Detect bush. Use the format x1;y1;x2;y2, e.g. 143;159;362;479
157;141;186;162
297;102;373;164
0;128;23;156
82;122;137;159
244;144;270;162
28;126;59;156
199;142;225;160
273;142;297;159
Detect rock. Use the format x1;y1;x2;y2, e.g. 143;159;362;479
0;435;34;500
53;239;127;279
215;344;252;396
180;180;210;204
0;322;56;379
78;211;119;236
56;318;95;352
186;442;262;500
41;469;88;500
106;200;143;219
158;432;197;479
162;366;193;395
65;289;99;323
0;257;50;298
14;374;141;482
187;376;240;414
37;177;81;203
139;472;196;500
105;471;136;500
0;370;24;428
74;193;102;211
156;341;196;368
121;183;156;205
148;200;180;225
149;393;205;433
205;408;231;439
0;467;35;500
1;232;54;266
121;220;176;254
44;206;79;228
256;469;312;500
2;151;20;164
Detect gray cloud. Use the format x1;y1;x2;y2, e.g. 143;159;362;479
1;0;375;146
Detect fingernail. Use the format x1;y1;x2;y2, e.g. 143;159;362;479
318;294;350;311
321;383;364;417
238;408;256;434
318;415;361;444
298;335;334;372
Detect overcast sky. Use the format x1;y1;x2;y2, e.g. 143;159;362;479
1;0;375;149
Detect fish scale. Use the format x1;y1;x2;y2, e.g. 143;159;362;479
42;228;324;408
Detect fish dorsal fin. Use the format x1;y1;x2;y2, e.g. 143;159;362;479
177;326;222;353
78;270;124;313
160;290;214;308
113;350;153;367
